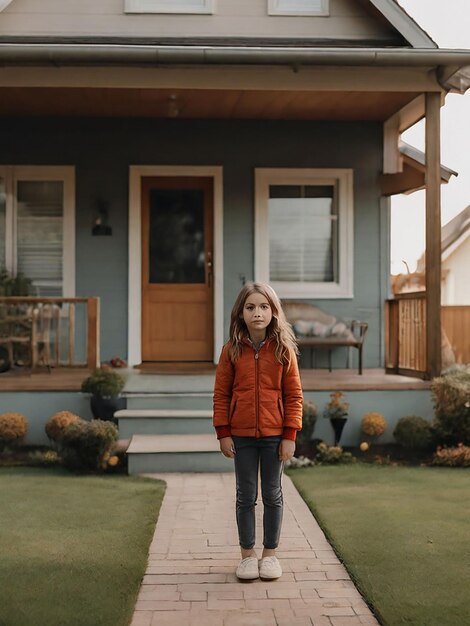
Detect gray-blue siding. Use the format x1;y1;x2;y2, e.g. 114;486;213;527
1;117;388;366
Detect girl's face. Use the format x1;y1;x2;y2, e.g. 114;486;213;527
242;291;273;338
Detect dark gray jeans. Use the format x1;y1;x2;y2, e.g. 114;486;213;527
232;436;284;550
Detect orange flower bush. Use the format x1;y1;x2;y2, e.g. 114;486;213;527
432;443;470;467
0;412;28;449
45;411;81;443
361;412;387;437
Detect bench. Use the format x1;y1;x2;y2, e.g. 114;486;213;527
283;301;368;375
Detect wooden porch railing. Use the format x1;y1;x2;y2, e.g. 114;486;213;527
442;306;470;364
385;292;427;378
0;297;100;369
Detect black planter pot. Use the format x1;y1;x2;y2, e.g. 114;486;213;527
329;417;348;446
90;395;125;422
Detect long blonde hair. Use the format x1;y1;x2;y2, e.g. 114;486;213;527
227;282;298;366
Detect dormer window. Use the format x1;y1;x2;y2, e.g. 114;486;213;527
268;0;329;16
125;0;214;14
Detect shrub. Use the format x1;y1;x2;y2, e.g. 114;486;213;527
28;449;61;467
361;412;387;437
0;268;32;296
297;400;318;445
432;443;470;467
0;412;28;450
431;370;470;445
61;419;118;472
45;411;81;443
314;442;355;465
393;415;434;450
81;367;125;397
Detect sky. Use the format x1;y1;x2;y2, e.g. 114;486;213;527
390;0;470;274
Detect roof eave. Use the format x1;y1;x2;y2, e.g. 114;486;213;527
1;44;470;93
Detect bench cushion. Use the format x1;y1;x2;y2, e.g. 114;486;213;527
292;319;356;342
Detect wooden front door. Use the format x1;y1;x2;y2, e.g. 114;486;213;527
141;177;214;362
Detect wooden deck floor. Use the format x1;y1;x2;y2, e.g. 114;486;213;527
0;367;92;391
0;367;430;392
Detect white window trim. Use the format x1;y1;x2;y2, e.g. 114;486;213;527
255;168;353;299
128;165;224;366
0;165;75;297
125;0;214;14
268;0;329;17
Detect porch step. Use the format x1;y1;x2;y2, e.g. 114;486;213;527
127;434;232;474
123;392;212;410
115;408;214;438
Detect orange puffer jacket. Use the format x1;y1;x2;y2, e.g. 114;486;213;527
213;338;303;441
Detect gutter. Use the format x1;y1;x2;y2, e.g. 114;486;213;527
1;44;470;92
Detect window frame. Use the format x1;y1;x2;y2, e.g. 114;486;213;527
125;0;215;14
255;168;354;299
268;0;329;17
0;165;75;297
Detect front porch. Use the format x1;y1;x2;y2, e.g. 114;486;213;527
0;366;430;392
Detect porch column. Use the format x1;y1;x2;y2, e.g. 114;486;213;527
425;92;442;379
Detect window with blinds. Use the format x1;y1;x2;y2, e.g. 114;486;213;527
17;181;64;297
255;168;353;299
269;185;337;283
0;166;74;298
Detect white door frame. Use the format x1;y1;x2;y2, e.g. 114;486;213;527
128;165;224;365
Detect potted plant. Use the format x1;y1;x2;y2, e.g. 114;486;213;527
323;391;349;446
81;367;126;422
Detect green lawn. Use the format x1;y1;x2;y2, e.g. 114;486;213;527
0;467;165;626
288;464;470;626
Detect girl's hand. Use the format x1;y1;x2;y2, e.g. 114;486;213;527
219;436;235;458
279;439;296;461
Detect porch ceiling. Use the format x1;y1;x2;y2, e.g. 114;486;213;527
0;86;420;120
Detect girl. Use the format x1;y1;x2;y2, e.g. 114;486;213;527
213;282;303;581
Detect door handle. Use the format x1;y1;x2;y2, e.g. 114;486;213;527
206;251;213;288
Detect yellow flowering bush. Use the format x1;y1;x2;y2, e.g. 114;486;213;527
45;411;81;442
0;412;28;449
361;412;387;437
315;442;355;464
28;449;61;467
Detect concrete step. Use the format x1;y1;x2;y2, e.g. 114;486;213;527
123;373;215;394
127;434;233;474
115;408;214;438
123;392;212;411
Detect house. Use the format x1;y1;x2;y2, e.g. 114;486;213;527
416;205;470;305
1;0;470;469
415;205;470;365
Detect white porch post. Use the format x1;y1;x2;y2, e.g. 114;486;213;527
425;92;442;379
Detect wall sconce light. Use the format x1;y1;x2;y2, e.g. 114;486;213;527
92;198;112;236
167;94;181;118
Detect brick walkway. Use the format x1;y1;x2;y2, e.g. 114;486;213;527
130;473;379;626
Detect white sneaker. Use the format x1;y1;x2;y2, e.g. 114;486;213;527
236;556;259;580
259;556;282;580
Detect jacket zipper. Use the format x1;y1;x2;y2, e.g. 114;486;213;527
255;350;259;437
